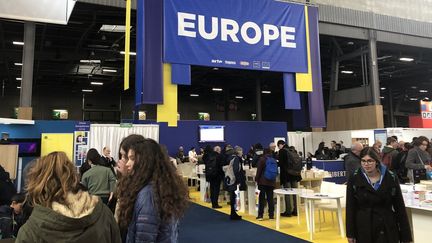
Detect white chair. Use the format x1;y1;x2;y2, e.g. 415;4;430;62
316;184;347;231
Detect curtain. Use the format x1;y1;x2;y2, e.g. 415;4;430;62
89;124;159;161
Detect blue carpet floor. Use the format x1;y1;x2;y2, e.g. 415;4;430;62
179;203;309;243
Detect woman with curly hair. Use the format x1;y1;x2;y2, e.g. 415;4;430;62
16;151;121;243
117;137;189;243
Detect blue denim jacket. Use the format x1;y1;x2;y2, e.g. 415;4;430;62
126;185;179;243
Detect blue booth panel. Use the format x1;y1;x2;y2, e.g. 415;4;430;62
312;160;346;184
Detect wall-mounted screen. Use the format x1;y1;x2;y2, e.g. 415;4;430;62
199;125;225;142
9;139;41;157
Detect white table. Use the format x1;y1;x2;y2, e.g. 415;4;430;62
406;204;432;242
274;188;300;230
301;194;345;241
274;188;313;230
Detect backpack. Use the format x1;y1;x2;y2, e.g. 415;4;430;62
393;152;409;182
263;156;278;181
224;157;238;186
205;153;219;179
0;212;13;239
285;148;302;176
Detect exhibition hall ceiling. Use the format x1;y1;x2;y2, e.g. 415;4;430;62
0;2;431;114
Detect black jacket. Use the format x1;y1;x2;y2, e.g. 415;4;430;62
346;167;412;243
203;151;224;181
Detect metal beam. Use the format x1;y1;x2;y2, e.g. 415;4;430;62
368;29;380;106
20;22;35;107
319;22;369;40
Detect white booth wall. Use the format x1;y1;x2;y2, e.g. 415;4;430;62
89;124;159;161
288;128;432;155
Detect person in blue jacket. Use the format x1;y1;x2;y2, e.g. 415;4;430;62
117;136;189;243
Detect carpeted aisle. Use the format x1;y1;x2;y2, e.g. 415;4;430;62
179;203;309;243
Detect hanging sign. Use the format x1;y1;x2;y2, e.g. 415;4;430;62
163;0;308;73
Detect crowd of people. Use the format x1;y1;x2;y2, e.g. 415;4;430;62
0;135;189;243
1;135;429;242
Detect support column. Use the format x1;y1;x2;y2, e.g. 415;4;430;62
255;79;262;121
368;29;380;106
18;22;35;120
388;87;395;127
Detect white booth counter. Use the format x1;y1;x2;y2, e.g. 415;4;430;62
401;184;432;243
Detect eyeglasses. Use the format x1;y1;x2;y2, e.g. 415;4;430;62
361;159;376;164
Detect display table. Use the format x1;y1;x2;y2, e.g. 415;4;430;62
274;188;313;230
406;205;432;243
301;194;345;241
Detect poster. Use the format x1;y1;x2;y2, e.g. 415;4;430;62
73;122;90;166
374;129;387;148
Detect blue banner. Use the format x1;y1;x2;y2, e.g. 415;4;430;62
164;0;308;73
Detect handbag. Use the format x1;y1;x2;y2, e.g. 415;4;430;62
414;151;427;184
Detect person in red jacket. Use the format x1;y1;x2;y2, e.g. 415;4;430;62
255;149;277;220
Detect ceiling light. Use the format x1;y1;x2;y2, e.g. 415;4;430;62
120;51;136;56
103;69;117;73
82;89;93;93
212;88;223;92
90;82;103;86
17;86;21;89
262;90;271;94
14;63;22;66
190;94;199;97
341;70;353;74
409;98;418;101
99;25;131;32
380;87;386;90
399;57;414;62
235;96;244;99
80;59;101;64
16;78;22;81
12;41;24;45
380;96;384;99
377;55;393;61
347;41;354;45
213;67;219;71
411;86;417;89
419;90;428;93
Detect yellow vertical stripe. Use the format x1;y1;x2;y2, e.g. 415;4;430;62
124;0;131;90
157;64;178;127
295;6;313;92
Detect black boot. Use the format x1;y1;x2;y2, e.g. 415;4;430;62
230;213;242;220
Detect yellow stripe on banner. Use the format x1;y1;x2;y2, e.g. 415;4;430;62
124;0;131;90
295;6;313;92
157;64;178;127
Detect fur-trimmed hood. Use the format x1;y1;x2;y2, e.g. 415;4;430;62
52;190;99;218
16;190;122;243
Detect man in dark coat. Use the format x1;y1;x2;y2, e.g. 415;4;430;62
344;142;363;182
277;140;299;217
203;145;224;209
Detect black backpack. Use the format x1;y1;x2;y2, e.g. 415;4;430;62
205;153;219;179
393;151;409;182
285;148;303;176
0;206;13;239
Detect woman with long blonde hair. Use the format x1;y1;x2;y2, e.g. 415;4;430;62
16;151;121;243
